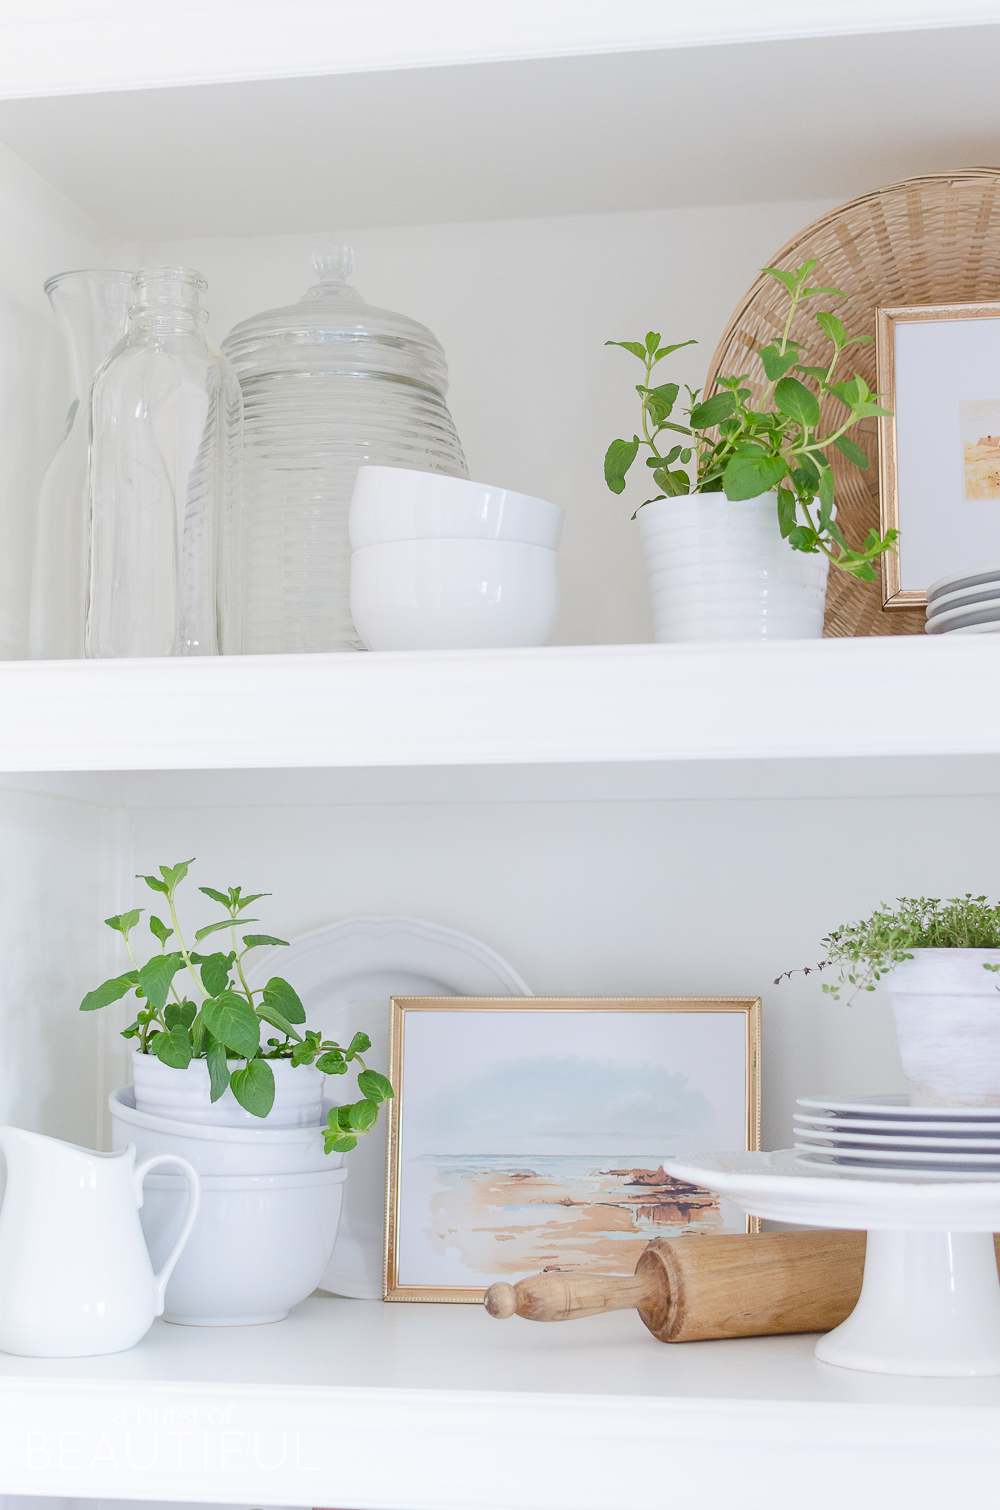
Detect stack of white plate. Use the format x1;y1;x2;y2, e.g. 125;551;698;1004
925;566;1000;634
794;1093;1000;1180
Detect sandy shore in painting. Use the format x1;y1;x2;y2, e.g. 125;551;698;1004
425;1161;723;1277
964;441;1000;498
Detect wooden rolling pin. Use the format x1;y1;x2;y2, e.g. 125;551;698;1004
486;1230;866;1341
486;1230;1000;1342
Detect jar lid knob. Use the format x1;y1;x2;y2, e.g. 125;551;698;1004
311;241;355;281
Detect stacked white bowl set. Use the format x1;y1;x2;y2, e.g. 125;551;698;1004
111;1055;346;1326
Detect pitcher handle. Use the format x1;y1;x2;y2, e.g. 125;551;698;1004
134;1154;202;1316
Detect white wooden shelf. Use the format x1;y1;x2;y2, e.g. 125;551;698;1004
0;1295;996;1509
1;639;999;778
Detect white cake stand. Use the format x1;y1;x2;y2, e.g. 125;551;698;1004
668;1151;1000;1377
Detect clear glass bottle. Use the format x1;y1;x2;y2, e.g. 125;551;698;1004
29;270;133;659
222;243;467;654
86;267;243;659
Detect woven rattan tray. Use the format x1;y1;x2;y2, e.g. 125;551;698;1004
704;169;1000;637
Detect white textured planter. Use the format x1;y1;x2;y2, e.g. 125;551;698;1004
131;1050;324;1128
885;949;1000;1107
638;491;830;641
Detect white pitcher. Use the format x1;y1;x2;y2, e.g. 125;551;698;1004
0;1125;200;1357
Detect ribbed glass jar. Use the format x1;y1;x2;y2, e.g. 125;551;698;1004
221;244;467;654
86;267;243;659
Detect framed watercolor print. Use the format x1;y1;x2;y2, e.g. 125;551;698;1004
383;996;761;1303
877;302;1000;609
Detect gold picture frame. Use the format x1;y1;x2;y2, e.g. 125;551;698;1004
383;995;761;1304
877;300;1000;610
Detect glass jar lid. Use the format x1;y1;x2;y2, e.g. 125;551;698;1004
221;242;451;392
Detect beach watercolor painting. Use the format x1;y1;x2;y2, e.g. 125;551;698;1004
392;1003;756;1292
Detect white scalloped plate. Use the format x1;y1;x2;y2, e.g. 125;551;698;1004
794;1114;1000;1141
797;1093;1000;1120
793;1141;1000;1167
795;1126;1000;1152
246;915;531;1298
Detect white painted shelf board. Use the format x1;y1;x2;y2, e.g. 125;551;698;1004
1;24;1000;236
2;639;1000;777
0;1297;998;1509
0;0;994;101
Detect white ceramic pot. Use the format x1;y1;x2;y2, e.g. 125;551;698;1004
131;1050;323;1128
638;491;830;641
350;538;560;650
885;949;1000;1106
349;465;564;550
109;1086;341;1174
139;1166;347;1325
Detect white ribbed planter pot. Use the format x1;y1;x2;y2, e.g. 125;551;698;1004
885;950;1000;1107
638;491;830;641
131;1050;324;1128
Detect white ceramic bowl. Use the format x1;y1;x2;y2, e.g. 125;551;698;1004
351;538;560;650
131;1049;323;1128
350;465;564;550
110;1086;340;1175
140;1166;348;1325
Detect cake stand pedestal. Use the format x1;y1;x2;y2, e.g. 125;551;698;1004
668;1151;1000;1377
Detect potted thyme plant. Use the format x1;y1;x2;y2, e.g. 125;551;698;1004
782;895;1000;1108
81;859;392;1154
604;260;898;641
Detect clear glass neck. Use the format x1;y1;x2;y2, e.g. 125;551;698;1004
130;266;209;331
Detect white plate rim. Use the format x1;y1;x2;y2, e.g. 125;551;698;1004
927;564;1000;602
793;1140;1000;1165
792;1152;999;1183
794;1112;1000;1135
794;1127;1000;1150
925;597;1000;632
927;582;1000;617
797;1093;1000;1119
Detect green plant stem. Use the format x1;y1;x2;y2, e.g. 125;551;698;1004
168;893;205;1001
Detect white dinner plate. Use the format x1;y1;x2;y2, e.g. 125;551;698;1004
246;915;531;1298
793;1112;1000;1137
793;1141;1000;1167
926;598;1000;633
926;564;1000;603
926;581;1000;618
797;1093;1000;1120
792;1152;1000;1183
795;1126;1000;1151
950;621;1000;634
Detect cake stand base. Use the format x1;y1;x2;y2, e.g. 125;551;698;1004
666;1151;1000;1378
815;1229;1000;1376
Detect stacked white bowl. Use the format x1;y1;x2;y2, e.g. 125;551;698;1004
111;1061;346;1325
794;1092;1000;1180
925;566;1000;634
349;465;564;650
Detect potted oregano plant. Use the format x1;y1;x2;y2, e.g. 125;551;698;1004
781;895;1000;1108
604;260;898;642
81;859;392;1154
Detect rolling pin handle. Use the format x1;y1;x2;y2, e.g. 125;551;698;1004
484;1282;518;1319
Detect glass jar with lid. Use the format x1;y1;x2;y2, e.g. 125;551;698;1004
221;243;467;654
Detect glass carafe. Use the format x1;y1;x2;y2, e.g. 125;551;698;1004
222;243;467;654
29;270;133;659
86;267;243;659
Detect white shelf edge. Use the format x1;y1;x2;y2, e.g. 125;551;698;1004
0;638;998;775
1;1371;998;1508
0;0;997;100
